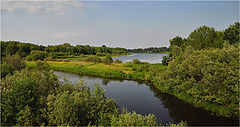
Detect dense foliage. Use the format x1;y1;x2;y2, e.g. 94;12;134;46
1;69;185;126
169;22;239;50
1;55;26;78
0;41;128;59
155;44;239;118
223;22;240;45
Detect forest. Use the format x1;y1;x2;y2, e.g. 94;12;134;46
1;22;239;126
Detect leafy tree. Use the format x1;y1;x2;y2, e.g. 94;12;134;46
26;50;48;61
187;26;224;49
223;22;240;45
169;36;184;49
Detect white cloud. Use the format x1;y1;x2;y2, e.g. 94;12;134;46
1;0;87;16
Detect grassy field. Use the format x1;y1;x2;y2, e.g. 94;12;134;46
27;61;135;79
26;60;166;82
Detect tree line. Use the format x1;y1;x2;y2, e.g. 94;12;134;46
128;47;170;53
0;41;128;59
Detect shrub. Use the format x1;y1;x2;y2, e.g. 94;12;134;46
26;50;48;61
111;108;158;126
35;60;50;70
44;56;53;61
162;56;170;66
102;55;113;64
1;69;59;126
132;59;141;64
1;62;14;78
84;56;102;63
5;55;26;71
114;59;123;63
47;84;118;126
156;44;239;118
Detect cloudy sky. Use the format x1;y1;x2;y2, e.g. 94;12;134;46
1;0;239;48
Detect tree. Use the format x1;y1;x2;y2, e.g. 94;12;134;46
26;50;48;61
187;26;224;49
169;36;183;49
223;22;240;45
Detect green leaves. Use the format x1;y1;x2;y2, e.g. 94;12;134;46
156;44;239;118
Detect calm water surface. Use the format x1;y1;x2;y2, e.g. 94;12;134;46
113;53;168;63
54;71;239;126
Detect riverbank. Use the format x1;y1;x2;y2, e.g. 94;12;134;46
54;53;131;62
26;60;238;120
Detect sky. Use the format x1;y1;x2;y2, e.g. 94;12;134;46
1;0;239;48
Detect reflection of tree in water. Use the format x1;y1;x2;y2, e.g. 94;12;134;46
102;79;110;86
102;77;126;86
148;85;239;126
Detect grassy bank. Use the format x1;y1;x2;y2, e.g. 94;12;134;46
26;61;147;81
54;53;131;62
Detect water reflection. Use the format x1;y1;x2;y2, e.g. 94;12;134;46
113;53;169;63
148;85;239;126
54;71;239;126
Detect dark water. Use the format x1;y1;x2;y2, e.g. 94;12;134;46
113;53;168;63
54;71;239;126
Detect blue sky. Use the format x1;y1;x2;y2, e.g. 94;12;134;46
1;0;239;48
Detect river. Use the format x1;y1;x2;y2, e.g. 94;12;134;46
54;71;238;126
113;53;169;63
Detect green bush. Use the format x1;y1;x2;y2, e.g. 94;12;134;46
84;56;102;63
1;69;59;126
1;62;14;78
111;108;158;126
156;44;239;118
26;50;48;61
5;55;26;71
132;59;141;64
47;84;118;126
162;56;170;66
102;55;113;64
35;60;50;70
44;56;53;61
114;59;123;63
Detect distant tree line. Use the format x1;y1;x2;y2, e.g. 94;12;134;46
128;47;170;53
0;41;128;60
